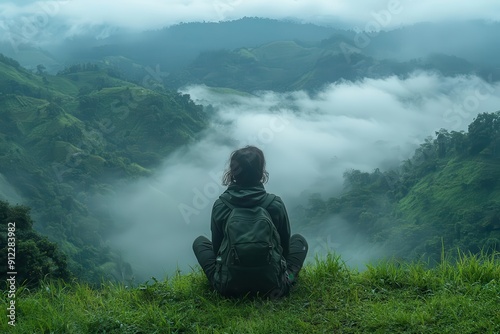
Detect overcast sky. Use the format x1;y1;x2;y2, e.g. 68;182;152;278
1;0;500;34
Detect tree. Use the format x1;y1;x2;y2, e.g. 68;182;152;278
0;201;71;287
36;64;46;75
449;130;467;155
468;111;500;155
343;169;371;190
435;128;450;158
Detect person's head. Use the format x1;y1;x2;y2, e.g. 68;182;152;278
222;146;269;186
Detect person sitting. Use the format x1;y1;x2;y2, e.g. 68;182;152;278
192;145;308;298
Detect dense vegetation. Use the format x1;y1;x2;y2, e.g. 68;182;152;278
0;201;71;287
96;36;498;94
36;19;497;94
1;252;499;333
165;43;497;93
298;111;500;264
0;53;207;284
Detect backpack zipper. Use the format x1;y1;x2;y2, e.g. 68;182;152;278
231;246;240;265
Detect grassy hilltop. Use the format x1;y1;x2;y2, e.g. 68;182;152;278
1;252;499;333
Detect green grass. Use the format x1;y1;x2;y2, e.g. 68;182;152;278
251;41;309;61
398;157;500;221
389;155;500;258
204;86;256;97
2;252;499;333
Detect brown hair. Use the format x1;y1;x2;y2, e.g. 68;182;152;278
222;146;269;186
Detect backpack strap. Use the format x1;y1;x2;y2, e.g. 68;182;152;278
260;194;276;209
219;193;276;210
219;194;235;210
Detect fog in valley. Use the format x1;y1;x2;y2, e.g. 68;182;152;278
1;0;500;283
105;73;499;280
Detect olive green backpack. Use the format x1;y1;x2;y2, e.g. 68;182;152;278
214;194;288;297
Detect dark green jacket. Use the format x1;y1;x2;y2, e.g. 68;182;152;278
211;183;291;258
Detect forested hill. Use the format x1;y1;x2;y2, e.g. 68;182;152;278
0;53;207;284
90;20;500;93
298;111;500;264
5;19;500;95
164;43;497;93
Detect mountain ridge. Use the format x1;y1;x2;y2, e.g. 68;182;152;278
0;53;207;283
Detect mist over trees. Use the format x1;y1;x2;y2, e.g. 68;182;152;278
298;111;500;264
1;17;499;285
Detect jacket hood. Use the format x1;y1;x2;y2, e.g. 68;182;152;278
220;183;268;207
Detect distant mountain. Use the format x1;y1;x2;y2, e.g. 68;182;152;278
3;18;499;93
165;40;493;93
364;21;500;68
90;20;500;93
0;45;62;73
40;17;343;72
0;53;207;283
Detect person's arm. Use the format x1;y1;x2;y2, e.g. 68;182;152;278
274;197;291;259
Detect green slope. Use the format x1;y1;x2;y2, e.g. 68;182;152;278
0;54;207;283
399;157;500;224
165;35;496;93
300;113;500;263
394;155;500;258
1;253;499;333
168;41;327;92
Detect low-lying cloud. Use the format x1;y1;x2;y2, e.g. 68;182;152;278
105;72;500;282
1;0;499;40
0;173;23;205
